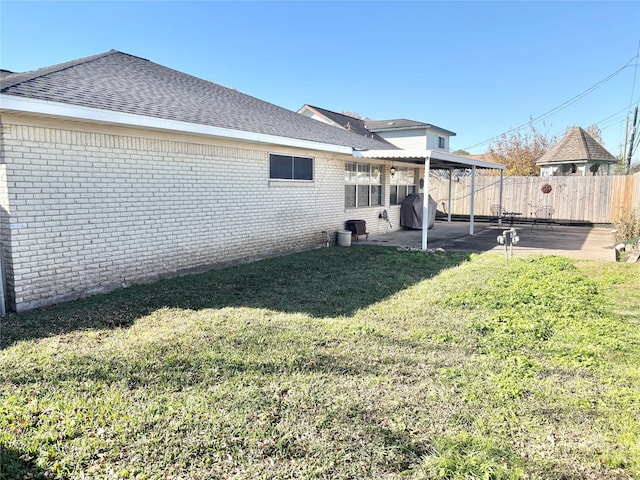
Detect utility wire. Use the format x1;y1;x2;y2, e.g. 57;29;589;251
594;96;640;133
629;37;640;109
597;97;640;124
463;56;640;151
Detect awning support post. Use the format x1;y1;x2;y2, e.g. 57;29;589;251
470;165;476;235
447;169;453;222
498;170;504;225
421;157;431;250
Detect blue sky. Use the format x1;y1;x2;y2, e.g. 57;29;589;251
2;1;640;160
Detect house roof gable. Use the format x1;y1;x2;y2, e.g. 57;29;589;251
299;105;388;142
1;50;395;151
536;126;617;165
366;119;456;136
299;105;457;141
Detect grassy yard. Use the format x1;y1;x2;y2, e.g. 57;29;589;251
1;247;639;479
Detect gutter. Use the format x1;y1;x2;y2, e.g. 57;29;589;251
0;94;354;155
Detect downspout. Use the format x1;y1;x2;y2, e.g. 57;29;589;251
422;156;431;250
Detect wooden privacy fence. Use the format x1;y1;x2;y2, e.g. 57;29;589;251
428;172;640;225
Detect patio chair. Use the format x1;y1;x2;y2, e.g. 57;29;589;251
490;204;520;226
532;206;555;231
490;204;507;225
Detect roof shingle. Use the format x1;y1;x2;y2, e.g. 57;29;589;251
536;127;617;165
1;50;396;151
366;119;456;136
301;105;387;142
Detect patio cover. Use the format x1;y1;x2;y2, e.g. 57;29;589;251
353;149;507;250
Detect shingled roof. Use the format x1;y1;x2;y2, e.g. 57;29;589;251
0;50;395;151
300;105;386;142
536;126;617;165
366;119;456;136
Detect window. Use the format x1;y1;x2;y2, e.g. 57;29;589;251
438;136;446;149
269;154;313;180
345;162;382;208
390;167;417;205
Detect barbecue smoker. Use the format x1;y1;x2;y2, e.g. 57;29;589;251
400;194;436;230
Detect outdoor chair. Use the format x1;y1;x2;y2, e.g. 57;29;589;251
490;204;507;225
490;204;520;226
532;206;555;231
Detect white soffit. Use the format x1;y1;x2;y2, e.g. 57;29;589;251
353;149;506;170
0;95;354;155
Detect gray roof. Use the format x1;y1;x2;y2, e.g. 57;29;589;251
301;105;387;142
366;118;456;136
536;127;617;165
1;50;395;151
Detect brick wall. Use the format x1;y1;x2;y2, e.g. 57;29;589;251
0;115;405;311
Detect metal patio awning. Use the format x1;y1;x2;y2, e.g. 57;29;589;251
353;149;507;250
353;148;506;170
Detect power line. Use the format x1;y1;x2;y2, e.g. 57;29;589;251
595;97;639;126
629;37;640;108
463;57;640;151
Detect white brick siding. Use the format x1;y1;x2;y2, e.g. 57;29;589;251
0;115;406;311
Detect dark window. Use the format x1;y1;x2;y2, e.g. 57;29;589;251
293;156;313;180
438;136;446;149
357;185;370;207
390;187;398;206
270;154;292;179
345;185;356;208
270;154;313;180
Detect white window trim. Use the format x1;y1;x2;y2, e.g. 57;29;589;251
345;161;383;209
390;166;417;205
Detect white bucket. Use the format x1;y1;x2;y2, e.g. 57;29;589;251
337;230;352;247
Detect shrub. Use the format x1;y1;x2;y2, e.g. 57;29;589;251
614;208;640;244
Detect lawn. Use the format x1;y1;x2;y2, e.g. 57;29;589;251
1;247;639;479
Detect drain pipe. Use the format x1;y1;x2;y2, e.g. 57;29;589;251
0;253;5;316
321;230;330;248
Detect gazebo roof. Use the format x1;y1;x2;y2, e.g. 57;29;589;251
536;127;617;165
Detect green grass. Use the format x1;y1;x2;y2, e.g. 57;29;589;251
1;247;639;479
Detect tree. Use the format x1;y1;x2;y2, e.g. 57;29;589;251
340;111;374;122
486;122;557;176
340;111;362;119
451;149;470;156
615;156;640;175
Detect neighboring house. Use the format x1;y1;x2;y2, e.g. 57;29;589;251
537;126;618;176
298;106;461;208
295;105;386;142
366;119;455;153
0;50;502;312
298;105;456;152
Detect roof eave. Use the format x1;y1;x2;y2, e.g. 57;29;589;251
297;104;345;129
537;158;618;166
0;94;355;155
369;124;457;136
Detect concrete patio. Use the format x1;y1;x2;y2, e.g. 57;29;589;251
355;220;619;261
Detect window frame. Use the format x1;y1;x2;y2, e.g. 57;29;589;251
438;136;446;149
269;153;314;181
390;166;417;206
345;161;383;209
